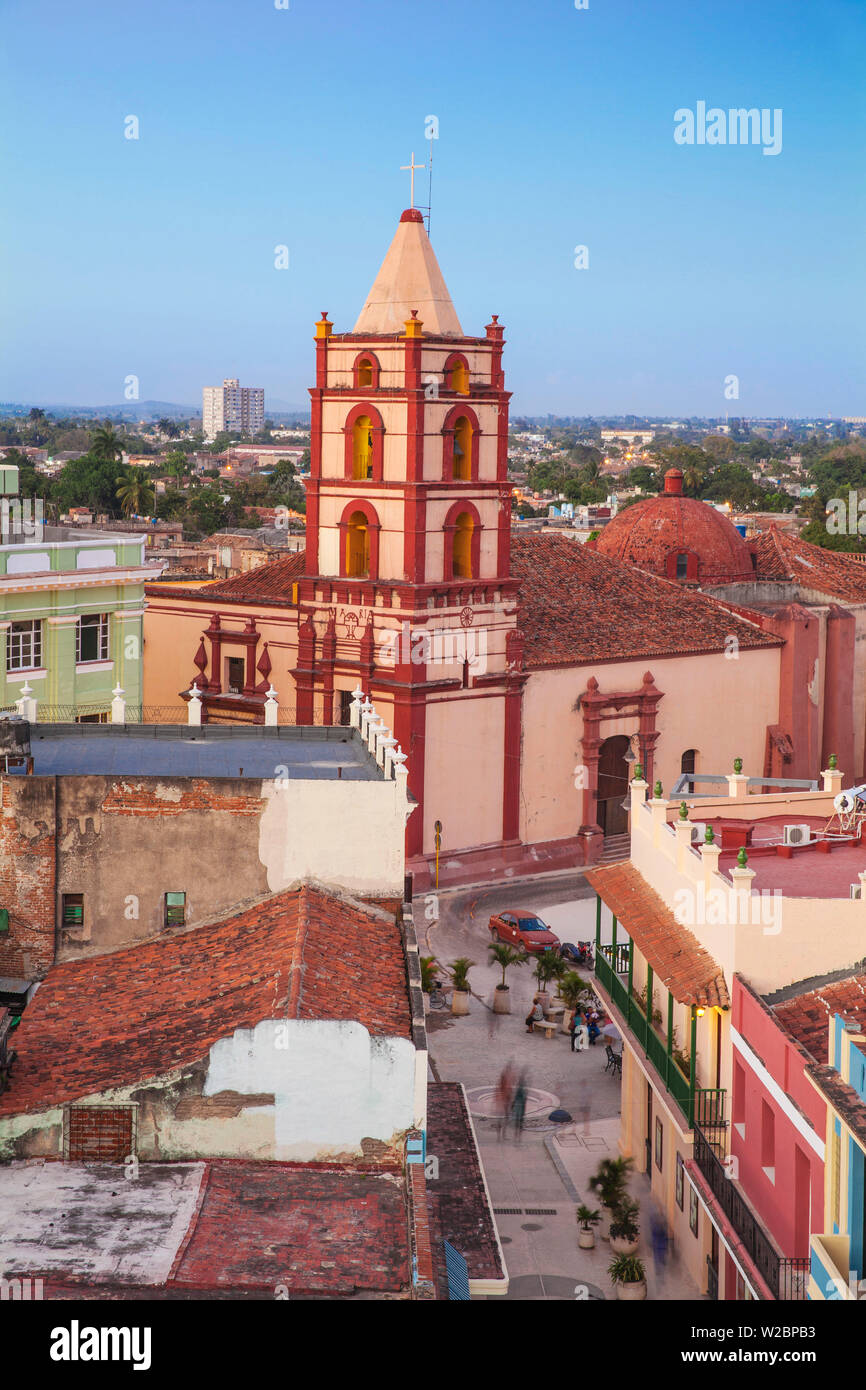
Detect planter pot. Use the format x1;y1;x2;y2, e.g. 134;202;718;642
493;985;511;1014
578;1229;596;1250
616;1280;647;1301
533;991;550;1011
610;1235;639;1255
562;1008;576;1035
451;989;471;1016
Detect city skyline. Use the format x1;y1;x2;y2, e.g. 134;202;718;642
1;0;863;417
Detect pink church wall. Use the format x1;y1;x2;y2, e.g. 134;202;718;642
519;646;782;851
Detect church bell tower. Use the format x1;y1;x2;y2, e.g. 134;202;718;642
297;205;522;876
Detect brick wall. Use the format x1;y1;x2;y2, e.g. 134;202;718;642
0;777;56;977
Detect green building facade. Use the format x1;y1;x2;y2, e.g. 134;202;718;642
0;529;162;720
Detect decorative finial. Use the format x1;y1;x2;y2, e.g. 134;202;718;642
829;753;838;770
634;763;643;781
737;847;748;867
653;781;663;799
704;824;715;844
679;801;689;821
733;757;743;774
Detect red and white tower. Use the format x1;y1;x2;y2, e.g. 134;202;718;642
298;208;522;880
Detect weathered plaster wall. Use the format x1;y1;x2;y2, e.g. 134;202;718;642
0;1020;417;1163
1;768;409;965
0;776;57;976
55;776;269;956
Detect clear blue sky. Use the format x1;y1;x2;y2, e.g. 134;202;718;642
1;0;863;417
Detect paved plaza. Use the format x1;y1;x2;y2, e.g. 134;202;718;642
423;873;701;1301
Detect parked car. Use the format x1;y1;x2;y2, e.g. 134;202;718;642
488;909;561;955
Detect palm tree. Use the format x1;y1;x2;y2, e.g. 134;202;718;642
158;417;180;439
682;462;704;496
115;467;155;518
559;970;591;1012
92;422;124;463
488;940;528;988
533;951;567;996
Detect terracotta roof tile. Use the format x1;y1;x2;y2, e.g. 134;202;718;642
0;886;410;1116
170;1162;411;1295
772;974;866;1062
425;1083;505;1285
584;862;730;1008
752;527;866;602
146;551;306;604
510;533;779;668
806;1064;866;1150
595;490;754;583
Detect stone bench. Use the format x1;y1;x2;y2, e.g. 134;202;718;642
532;1019;559;1040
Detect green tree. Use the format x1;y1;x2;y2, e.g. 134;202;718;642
163;450;189;482
52;454;126;514
91;422;124;464
187;486;229;536
115;467;155;518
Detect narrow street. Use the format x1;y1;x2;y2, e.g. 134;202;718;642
422;873;700;1300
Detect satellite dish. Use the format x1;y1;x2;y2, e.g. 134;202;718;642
835;791;856;815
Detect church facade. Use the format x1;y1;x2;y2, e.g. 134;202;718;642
144;208;855;889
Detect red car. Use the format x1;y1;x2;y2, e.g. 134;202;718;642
488;909;561;955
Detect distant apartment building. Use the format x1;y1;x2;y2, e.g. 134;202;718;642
202;378;264;440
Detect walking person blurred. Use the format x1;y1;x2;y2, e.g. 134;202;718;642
650;1210;669;1279
511;1070;528;1143
495;1061;515;1140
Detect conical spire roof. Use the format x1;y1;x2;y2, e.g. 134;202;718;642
353;209;464;336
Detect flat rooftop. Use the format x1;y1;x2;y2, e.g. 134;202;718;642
0;1160;411;1298
704;814;866;900
17;723;380;781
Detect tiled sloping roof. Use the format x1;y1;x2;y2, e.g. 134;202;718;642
425;1083;506;1287
584;862;730;1008
199;549;306;599
510;533;780;668
807;1064;866;1151
772;975;866;1062
752;527;866;602
0;886;409;1116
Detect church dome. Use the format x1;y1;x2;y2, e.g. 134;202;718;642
594;468;755;585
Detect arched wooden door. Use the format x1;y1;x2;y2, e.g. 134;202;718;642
596;734;630;836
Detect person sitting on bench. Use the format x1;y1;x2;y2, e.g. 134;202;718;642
525;996;545;1033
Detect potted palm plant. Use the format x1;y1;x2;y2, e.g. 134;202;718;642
608;1252;647;1301
588;1156;634;1239
420;956;439;1014
575;1204;602;1250
487;941;528;1014
532;951;566;1008
448;957;475;1016
609;1197;640;1254
558;970;591;1033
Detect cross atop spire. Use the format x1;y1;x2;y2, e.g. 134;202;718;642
400;151;425;208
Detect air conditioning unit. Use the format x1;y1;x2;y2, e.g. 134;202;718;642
783;824;812;846
689;822;707;844
851;884;861;900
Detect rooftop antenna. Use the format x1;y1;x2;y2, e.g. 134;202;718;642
425;139;433;237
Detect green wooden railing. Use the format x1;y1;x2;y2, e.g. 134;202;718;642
596;927;702;1128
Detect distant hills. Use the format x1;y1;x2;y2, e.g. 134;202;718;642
0;399;311;422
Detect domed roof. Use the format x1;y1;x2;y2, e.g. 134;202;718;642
594;469;754;585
